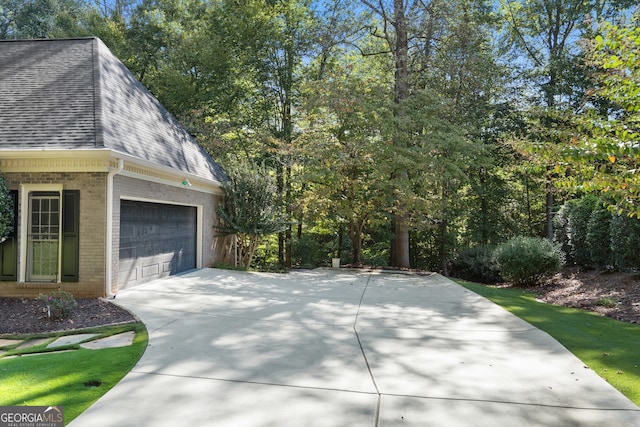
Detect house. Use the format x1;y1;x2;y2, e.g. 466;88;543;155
0;37;230;298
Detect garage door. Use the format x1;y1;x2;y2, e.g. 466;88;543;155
119;200;196;288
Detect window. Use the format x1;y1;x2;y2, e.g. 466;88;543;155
1;186;80;283
27;192;60;281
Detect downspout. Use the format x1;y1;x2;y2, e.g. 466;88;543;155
105;158;124;298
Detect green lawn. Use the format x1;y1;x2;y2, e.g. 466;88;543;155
457;280;640;406
0;323;147;424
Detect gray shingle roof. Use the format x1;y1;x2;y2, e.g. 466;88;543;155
0;37;225;183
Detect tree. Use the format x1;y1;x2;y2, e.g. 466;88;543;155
215;164;287;268
0;0;91;39
360;0;419;268
499;0;636;238
570;16;640;217
299;59;392;265
257;0;315;269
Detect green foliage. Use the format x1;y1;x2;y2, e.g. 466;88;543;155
566;195;600;267
298;58;391;266
0;0;92;39
553;202;572;263
450;245;502;284
586;204;613;270
556;196;640;271
290;233;326;268
570;16;640;218
494;236;563;285
0;174;13;241
362;241;390;267
36;289;77;320
215;163;286;268
595;297;616;308
610;214;640;272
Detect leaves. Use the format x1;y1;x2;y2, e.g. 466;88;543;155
569;16;640;218
0;174;13;241
215;163;287;267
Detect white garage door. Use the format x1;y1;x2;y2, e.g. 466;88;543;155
118;200;196;288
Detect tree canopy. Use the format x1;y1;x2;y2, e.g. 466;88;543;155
3;0;638;271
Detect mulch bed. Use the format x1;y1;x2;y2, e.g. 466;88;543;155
0;298;137;335
516;267;640;324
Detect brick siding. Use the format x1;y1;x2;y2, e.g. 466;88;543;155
0;172;107;298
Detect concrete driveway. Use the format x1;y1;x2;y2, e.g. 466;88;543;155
70;269;640;426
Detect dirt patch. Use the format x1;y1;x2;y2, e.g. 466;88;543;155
0;298;138;335
517;267;640;324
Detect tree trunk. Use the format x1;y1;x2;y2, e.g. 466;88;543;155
285;165;292;268
391;0;411;268
479;168;488;245
349;220;366;266
394;214;410;268
546;179;554;240
439;182;449;276
277;164;285;267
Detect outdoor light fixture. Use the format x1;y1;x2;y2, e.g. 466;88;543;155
182;179;192;188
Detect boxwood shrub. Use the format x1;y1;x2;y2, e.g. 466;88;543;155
494;236;564;286
450;245;502;284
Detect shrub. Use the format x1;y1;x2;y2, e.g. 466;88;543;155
450;245;502;284
610;214;640;271
567;196;599;267
553;203;573;264
586;204;613;269
362;241;390;267
291;234;325;268
0;174;13;241
494;236;564;286
36;289;77;320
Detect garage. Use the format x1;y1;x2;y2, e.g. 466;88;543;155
118;200;197;288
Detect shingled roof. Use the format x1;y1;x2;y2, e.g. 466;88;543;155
0;37;225;184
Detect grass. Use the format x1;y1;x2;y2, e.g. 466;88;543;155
0;323;147;424
457;279;640;406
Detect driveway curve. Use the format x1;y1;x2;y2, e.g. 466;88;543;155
70;268;640;426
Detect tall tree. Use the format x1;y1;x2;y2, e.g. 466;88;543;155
299;58;392;265
499;0;635;238
0;0;90;39
569;14;640;217
360;0;433;268
215;163;287;268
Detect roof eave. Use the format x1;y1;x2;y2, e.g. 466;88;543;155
0;149;223;195
0;149;112;172
109;150;224;195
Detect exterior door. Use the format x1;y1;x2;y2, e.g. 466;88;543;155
27;192;60;282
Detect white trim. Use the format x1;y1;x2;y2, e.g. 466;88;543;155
0;150;112;172
121;195;202;207
119;196;204;269
0;149;224;195
111;150;224;196
105;159;124;297
19;184;64;283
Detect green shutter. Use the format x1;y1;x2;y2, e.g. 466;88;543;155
61;190;80;282
0;190;18;281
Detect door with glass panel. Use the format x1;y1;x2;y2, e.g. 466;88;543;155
27;192;60;282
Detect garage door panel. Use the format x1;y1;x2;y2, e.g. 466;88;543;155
119;200;196;289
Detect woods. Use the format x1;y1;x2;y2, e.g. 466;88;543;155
2;0;638;272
